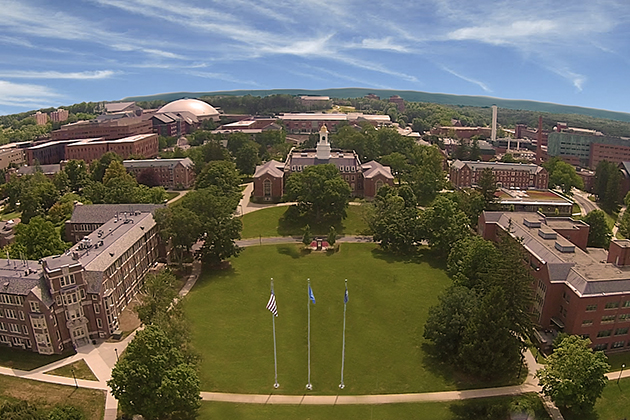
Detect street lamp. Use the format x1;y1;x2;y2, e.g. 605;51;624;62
618;363;626;385
71;368;78;389
114;348;119;362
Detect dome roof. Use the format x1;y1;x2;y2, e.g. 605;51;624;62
158;99;219;118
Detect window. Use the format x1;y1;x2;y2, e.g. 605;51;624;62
91;295;98;301
94;304;100;314
602;315;616;324
29;301;40;313
263;179;272;197
597;329;613;338
605;301;620;310
9;323;20;333
582;320;593;326
594;343;608;351
60;274;76;288
624;300;630;308
0;322;5;331
18;311;24;321
0;308;3;317
586;304;597;311
22;325;28;335
616;327;629;336
5;309;16;319
620;314;630;322
612;341;626;349
97;318;102;329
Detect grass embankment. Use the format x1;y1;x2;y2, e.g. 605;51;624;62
0;375;105;420
0;347;74;371
45;359;98;381
199;394;550;420
240;205;370;238
563;377;630;420
185;243;523;395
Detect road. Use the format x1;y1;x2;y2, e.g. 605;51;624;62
571;189;600;216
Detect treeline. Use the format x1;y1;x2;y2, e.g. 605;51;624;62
198;94;328;114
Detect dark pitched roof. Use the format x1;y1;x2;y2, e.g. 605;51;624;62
68;204;164;225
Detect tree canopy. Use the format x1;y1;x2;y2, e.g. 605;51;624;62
543;157;584;195
536;335;609;413
284;164;351;225
582;210;612;248
594;160;622;213
108;325;201;420
368;185;421;254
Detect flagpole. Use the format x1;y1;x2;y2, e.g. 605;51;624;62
271;278;279;389
340;279;348;389
306;278;313;390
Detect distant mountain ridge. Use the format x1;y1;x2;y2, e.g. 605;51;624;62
123;88;630;123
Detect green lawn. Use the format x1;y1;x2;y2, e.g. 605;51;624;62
165;191;180;201
185;243;522;395
199;394;550;420
563;377;630;420
0;210;21;221
45;359;98;381
0;346;74;371
0;375;105;420
240;205;370;238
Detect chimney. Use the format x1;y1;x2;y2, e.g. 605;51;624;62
491;105;498;142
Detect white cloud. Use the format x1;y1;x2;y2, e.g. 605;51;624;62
0;80;62;107
0;70;117;79
441;66;491;92
185;71;260;86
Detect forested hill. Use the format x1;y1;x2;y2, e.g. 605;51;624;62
123;87;630;123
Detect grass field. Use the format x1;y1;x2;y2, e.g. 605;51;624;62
0;375;105;420
45;359;98;381
0;346;74;371
185;243;522;395
199;394;550;420
563;377;630;420
240;205;370;238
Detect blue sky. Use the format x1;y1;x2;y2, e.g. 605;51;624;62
1;0;630;116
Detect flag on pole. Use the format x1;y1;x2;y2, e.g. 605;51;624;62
267;291;278;317
344;284;349;304
308;284;316;304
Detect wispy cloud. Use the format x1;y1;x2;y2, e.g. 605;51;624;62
0;70;117;79
185;71;260;86
441;66;491;92
0;80;62;107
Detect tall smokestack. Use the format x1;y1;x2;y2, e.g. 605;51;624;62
536;116;543;165
491;105;498;142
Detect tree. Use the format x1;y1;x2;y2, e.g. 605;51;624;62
137;168;160;187
369;186;421;254
594;160;622;213
423;286;477;360
379;152;409;185
89;152;121;182
0;400;44;420
406;145;445;204
108;325;201;420
469;138;481;161
154;205;202;263
135;271;178;326
582;210;612;248
543;157;583;195
536;335;609;413
47;406;85;420
619;209;630;239
10;216;68;260
327;225;337;246
195;160;241;195
233;140;260;176
284;164;351;224
476;167;497;207
419;196;469;256
445;189;485;227
302;224;312;246
180;187;242;266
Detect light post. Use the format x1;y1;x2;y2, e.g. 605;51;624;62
71;368;78;389
114;348;119;362
618;363;625;385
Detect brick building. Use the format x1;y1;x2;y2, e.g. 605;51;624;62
547;129;630;169
449;160;548;190
33;112;48;125
51;118;152;142
253;125;393;201
123;158;195;189
480;211;630;353
64;203;164;244
1;210;161;354
50;109;69;123
278;113;391;133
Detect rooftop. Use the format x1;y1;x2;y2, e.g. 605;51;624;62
452;159;544;174
486;211;630;297
0;260;52;306
68;203;163;225
123;158;193;169
495;189;573;206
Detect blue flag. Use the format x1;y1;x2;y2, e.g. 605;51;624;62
308;284;316;304
344;285;349;304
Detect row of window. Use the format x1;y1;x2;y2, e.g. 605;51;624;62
0;308;25;320
596;327;630;337
0;335;32;348
0;321;29;335
0;294;24;306
586;301;630;311
583;314;630;325
593;341;628;351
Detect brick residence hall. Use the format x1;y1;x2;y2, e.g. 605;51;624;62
253;125;394;202
0;208;161;354
481;211;630;353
